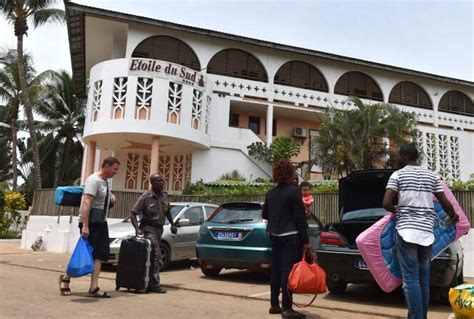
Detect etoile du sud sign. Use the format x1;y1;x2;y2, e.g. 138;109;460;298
129;58;206;89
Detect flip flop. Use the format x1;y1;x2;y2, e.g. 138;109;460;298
58;275;71;296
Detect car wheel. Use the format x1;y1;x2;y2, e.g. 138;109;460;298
160;242;171;271
327;281;347;295
200;264;222;276
434;270;464;304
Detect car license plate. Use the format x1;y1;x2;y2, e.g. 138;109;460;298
216;231;241;240
354;257;369;270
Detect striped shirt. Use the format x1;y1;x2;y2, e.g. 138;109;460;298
386;165;443;246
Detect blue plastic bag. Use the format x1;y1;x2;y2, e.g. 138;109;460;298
66;237;94;277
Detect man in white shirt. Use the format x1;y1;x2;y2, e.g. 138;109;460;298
383;143;458;319
58;157;120;298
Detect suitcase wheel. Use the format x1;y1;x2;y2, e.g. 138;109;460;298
115;287;119;291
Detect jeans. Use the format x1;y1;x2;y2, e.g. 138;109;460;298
142;225;164;288
270;234;302;310
395;232;432;319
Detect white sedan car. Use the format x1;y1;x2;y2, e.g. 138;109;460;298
107;202;217;270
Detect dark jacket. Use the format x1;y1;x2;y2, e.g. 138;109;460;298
262;183;309;244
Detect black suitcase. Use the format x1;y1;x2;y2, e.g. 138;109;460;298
115;236;154;293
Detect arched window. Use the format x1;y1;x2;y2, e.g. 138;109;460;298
132;35;201;71
389;81;432;109
439;90;474;116
207;48;268;82
334;71;383;101
274;61;328;92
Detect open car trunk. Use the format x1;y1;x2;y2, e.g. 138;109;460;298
328;169;396;248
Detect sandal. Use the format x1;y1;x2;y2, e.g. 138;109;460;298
58;275;71;296
87;287;111;298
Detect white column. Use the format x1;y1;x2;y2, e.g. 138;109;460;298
84;140;96;180
150;136;160;175
266;103;274;145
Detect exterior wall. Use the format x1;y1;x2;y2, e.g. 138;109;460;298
192;147;270;182
84;58;211;147
78;13;473;191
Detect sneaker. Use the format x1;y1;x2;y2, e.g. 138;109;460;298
281;309;306;319
148;286;167;293
269;306;282;314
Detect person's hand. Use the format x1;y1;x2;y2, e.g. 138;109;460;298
81;225;89;238
110;194;116;205
303;242;312;251
135;228;143;236
449;213;459;224
303;242;314;260
170;225;177;235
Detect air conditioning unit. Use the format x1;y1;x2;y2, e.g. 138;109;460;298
292;127;307;138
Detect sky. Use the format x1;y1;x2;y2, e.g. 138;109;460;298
0;0;473;82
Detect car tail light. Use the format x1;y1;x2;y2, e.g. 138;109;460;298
320;231;347;247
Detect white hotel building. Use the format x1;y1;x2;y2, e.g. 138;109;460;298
65;1;474;193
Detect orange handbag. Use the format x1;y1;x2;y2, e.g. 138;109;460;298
287;250;327;307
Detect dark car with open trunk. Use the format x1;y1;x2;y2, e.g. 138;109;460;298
316;169;464;296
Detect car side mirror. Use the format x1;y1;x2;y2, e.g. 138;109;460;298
176;218;191;227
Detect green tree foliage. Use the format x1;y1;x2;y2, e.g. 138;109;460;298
315;97;418;177
0;190;26;233
0;107;12;184
35;70;85;187
450;174;474;191
0;0;65;189
0;50;44;190
248;136;300;165
311;181;339;193
4;190;26;231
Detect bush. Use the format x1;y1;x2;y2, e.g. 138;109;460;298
311;180;339;193
0;191;27;233
0;230;18;239
219;170;246;182
183;180;274;195
450;174;474;191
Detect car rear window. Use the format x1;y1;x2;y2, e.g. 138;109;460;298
209;203;262;224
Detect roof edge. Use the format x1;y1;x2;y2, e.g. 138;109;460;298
64;1;473;87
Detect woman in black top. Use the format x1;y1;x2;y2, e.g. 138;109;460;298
262;160;311;319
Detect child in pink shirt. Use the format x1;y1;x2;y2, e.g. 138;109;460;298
300;181;314;216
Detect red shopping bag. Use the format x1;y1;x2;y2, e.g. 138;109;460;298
287;250;327;307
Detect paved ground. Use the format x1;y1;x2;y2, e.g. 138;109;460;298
0;240;464;319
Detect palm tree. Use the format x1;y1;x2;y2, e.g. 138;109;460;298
0;0;65;189
0;50;39;190
35;70;85;187
0;105;12;184
315;97;418;177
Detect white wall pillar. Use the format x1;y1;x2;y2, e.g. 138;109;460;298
84;141;96;179
266;103;274;145
150;136;160;175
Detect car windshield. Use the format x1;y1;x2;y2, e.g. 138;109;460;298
122;205;185;223
209;204;262;224
341;207;388;222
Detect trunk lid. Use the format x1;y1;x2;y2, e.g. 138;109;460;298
326;170;396;248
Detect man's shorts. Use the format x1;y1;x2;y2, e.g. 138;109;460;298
79;222;110;262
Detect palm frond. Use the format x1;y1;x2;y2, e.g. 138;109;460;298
32;7;64;27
